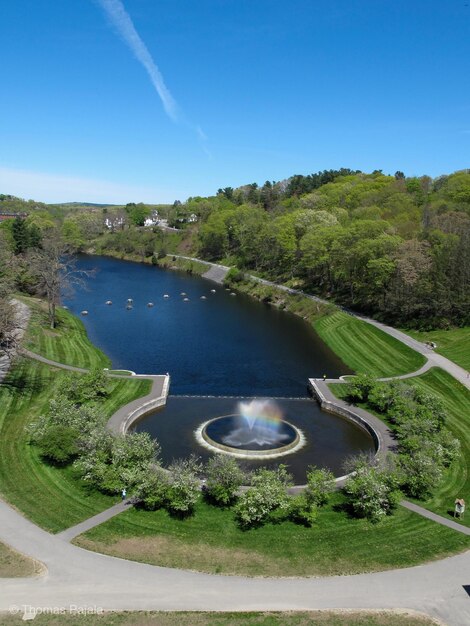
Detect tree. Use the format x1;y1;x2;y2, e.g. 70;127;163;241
304;466;335;507
234;466;292;528
37;425;80;465
28;231;89;329
204;455;245;506
165;457;201;516
344;464;401;522
133;465;170;510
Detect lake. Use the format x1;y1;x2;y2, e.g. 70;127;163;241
66;255;351;397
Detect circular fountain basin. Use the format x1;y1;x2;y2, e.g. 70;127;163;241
197;414;305;459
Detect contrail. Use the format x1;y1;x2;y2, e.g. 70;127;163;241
97;0;179;121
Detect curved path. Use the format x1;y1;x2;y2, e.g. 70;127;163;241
1;295;469;624
0;497;469;625
172;255;470;390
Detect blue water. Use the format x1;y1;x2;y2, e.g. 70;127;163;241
65;255;351;396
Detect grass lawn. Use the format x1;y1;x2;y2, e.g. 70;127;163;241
75;489;468;577
19;295;111;369
314;312;425;377
408;368;470;526
0;540;42;577
403;326;470;371
329;368;470;528
0;357;151;533
0;611;439;626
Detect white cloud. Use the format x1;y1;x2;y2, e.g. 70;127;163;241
0;166;175;204
97;0;178;121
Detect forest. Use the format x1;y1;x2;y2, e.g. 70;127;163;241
1;168;469;330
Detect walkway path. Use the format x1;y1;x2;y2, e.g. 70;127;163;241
0;498;469;625
171;254;230;284
0;300;30;384
177;254;470;389
56;500;133;542
1;282;469;624
19;348;169;435
401;501;470;536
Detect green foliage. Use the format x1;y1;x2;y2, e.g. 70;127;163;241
37;425;80;464
288;494;318;527
304;466;335;507
343;375;460;501
165;457;201;516
344;461;401;522
133;465;170;510
234;465;292;528
56;368;110;405
204;455;245;506
398;450;443;499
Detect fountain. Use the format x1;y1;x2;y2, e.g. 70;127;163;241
196;399;304;459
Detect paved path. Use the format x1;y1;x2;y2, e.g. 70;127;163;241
176;255;469;390
19;348;169;435
56;500;133;542
2;280;469;624
401;501;470;536
0;300;30;384
171;254;230;285
0;499;469;625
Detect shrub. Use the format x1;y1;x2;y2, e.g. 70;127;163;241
204;455;245;506
37;425;79;465
288;494;318;527
165;457;201;516
398;451;444;499
234;465;292;528
347;374;376;403
134;465;170;510
344;464;401;522
304;466;335;507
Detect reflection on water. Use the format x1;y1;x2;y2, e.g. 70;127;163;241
134;396;375;483
65;255;351;396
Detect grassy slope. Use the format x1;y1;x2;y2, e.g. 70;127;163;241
404;326;470;371
0;358;151;533
0;611;438;626
409;369;470;525
75;490;468;578
314;312;425;377
20;296;111;369
225;277;424;378
329;368;470;527
0;540;41;577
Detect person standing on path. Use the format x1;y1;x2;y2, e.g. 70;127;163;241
121;488;127;501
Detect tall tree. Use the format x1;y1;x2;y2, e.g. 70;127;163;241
28;231;89;329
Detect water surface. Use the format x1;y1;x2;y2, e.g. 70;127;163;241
66;255;350;396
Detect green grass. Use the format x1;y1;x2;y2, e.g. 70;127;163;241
0;358;151;533
329;368;470;527
314;312;426;377
0;540;41;577
20;295;111;369
404;326;470;371
75;490;468;577
0;611;438;626
408;368;470;525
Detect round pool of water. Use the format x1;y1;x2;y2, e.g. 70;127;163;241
134;396;375;483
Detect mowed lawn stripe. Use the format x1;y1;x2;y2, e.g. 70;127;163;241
314;312;425;377
0;359;151;533
76;495;469;577
20;297;110;370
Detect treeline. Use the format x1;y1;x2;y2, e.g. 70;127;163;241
196;170;470;328
2;168;470;328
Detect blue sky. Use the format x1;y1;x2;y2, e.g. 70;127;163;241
1;0;469;204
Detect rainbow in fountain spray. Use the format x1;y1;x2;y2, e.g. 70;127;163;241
238;399;283;432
